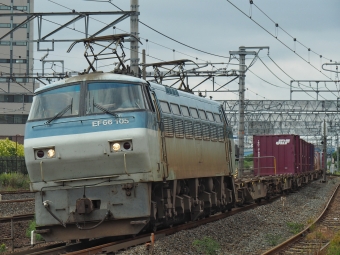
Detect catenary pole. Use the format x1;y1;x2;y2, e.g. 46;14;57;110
130;0;139;76
323;120;327;182
238;47;246;177
337;134;339;172
229;46;269;178
142;49;146;80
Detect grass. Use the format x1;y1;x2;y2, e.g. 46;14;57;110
192;236;220;255
26;220;44;241
327;231;340;255
244;154;253;169
0;244;6;253
286;222;304;234
265;233;282;246
0;172;30;191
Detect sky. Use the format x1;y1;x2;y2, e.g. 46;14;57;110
32;0;340;101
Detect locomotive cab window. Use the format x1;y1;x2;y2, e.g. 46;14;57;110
181;106;190;117
170;103;181;115
28;84;80;121
190;108;199;118
86;82;146;114
206;111;214;121
198;110;207;120
214;113;222;123
160;101;171;113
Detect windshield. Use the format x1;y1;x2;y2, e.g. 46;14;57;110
86;82;146;114
28;85;80;121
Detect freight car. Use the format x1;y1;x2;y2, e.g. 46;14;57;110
232;135;321;206
24;73;236;241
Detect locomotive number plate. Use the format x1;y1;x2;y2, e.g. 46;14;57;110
92;118;129;127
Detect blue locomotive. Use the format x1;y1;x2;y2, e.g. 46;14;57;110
24;72;236;241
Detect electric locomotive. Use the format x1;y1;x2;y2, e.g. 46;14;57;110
24;72;236;241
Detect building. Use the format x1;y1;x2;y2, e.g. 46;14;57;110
0;0;35;144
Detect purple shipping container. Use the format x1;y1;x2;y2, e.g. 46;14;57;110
301;140;307;172
253;135;301;176
309;143;315;171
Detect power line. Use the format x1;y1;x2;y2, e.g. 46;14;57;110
257;56;320;99
0;3;87;36
252;2;332;62
266;55;340;99
248;69;287;89
139;21;230;60
225;0;334;81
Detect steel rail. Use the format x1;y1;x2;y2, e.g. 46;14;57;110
0;198;34;204
34;197;280;255
0;213;35;223
9;182;320;255
262;183;340;255
0;190;35;195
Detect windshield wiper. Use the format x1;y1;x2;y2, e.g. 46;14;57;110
45;98;73;124
93;102;118;117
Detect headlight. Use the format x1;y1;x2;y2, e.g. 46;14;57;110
36;150;45;158
34;147;56;159
109;140;133;152
112;143;121;152
47;149;55;158
123;142;131;150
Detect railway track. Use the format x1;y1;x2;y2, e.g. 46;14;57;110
262;183;340;255
0;213;35;223
5;181;337;255
11;196;280;255
0;190;34;195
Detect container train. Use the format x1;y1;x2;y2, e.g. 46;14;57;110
24;72;321;241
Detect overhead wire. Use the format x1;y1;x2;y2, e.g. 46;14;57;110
99;2;265;98
252;2;332;62
0;3;87;36
250;2;339;99
47;0;221;63
138;21;230;60
258;56;320;99
224;0;335;82
268;56;334;99
5;0;324;102
80;0;231;61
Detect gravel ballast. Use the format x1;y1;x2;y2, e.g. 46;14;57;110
0;192;35;217
0;179;338;254
117;178;339;255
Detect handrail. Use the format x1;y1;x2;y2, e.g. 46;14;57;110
236;156;276;176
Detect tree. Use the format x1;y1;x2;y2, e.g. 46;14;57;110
0;138;24;157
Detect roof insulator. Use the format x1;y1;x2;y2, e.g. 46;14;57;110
293;38;296;41
275;23;279;27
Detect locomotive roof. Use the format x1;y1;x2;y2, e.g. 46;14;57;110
34;72;222;107
34;72;145;93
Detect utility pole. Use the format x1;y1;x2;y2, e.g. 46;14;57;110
323;120;327;182
230;46;269;178
142;49;146;80
337;134;339;172
130;0;139;76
